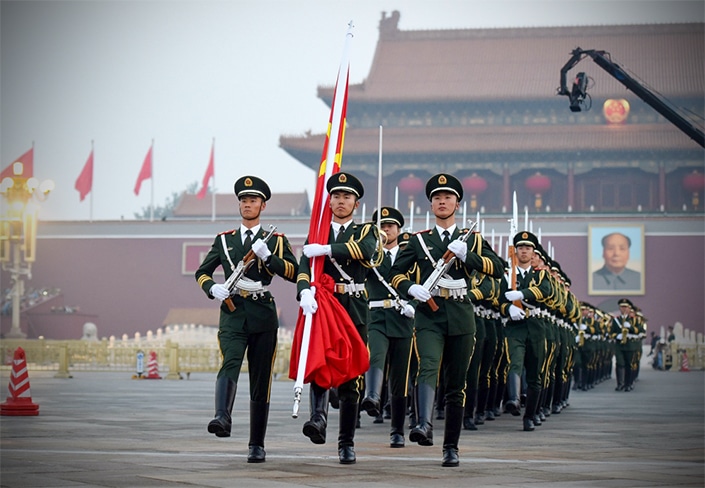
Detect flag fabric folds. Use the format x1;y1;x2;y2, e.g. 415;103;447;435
196;142;215;199
75;149;94;201
289;27;369;388
1;148;34;180
134;144;153;196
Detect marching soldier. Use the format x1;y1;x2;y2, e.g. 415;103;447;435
610;298;643;391
500;230;552;432
360;207;415;448
389;173;504;467
296;172;379;464
195;175;298;463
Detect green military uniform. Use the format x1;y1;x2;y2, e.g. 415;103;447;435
296;172;379;464
389;173;504;467
361;207;415;448
499;231;551;431
195;175;298;463
610;298;643;391
464;269;501;430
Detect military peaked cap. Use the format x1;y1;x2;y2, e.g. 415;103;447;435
425;173;463;201
618;298;634;308
514;231;539;248
372;206;405;228
398;231;412;248
234;175;271;201
326;172;364;198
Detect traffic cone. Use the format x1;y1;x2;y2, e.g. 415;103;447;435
1;347;39;416
680;351;690;372
145;351;162;379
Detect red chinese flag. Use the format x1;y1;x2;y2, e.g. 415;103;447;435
196;142;215;199
75;149;94;201
1;148;34;180
289;30;369;388
134;144;152;195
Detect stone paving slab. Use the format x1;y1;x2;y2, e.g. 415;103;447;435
1;353;703;488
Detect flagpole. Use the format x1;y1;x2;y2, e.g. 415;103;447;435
150;139;154;222
377;125;382;230
89;140;94;222
211;138;216;222
293;21;354;418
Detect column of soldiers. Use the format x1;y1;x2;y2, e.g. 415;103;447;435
195;172;646;467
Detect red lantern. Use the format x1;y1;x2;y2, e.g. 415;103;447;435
462;174;488;194
683;170;705;209
463;173;487;212
398;174;424;196
525;173;551;211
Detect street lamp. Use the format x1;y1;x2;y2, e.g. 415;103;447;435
0;162;54;338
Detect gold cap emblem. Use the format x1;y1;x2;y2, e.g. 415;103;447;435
438;175;447;184
382;208;389;217
244;177;253;187
522;232;528;239
339;174;347;183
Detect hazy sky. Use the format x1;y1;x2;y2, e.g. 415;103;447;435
2;0;703;221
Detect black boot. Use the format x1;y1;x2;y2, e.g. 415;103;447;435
338;400;358;464
247;401;268;463
615;367;625;391
208;376;236;437
389;395;406;448
523;389;540;432
463;386;477;430
442;404;464;467
505;372;521;416
409;383;435;446
303;383;329;444
361;367;383;417
408;384;417;429
475;386;488;425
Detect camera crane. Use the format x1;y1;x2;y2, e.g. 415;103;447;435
557;47;704;148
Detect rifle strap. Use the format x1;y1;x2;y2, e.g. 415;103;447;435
371;266;402;301
220;234;237;272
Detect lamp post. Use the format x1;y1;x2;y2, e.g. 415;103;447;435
0;162;54;338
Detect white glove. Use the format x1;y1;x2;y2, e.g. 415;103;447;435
252;239;271;260
623;322;631;328
509;304;525;321
616;333;623;340
303;244;331;258
299;289;318;315
447;240;467;261
579;323;588;331
505;290;523;302
210;283;230;301
408;284;432;302
401;303;415;318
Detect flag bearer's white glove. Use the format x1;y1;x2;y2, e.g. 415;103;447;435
505;290;523;302
303;244;331;258
299;289;318;315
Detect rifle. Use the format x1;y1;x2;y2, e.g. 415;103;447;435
422;220;478;312
222;225;277;312
507;192;523;310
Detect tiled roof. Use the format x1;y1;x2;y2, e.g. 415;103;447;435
173;192;310;218
320;20;703;102
280;123;697;157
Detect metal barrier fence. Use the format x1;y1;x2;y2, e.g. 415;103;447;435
0;337;294;380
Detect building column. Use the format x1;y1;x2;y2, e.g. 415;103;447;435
502;164;510;212
658;162;666;211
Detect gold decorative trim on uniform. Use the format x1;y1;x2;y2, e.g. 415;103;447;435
480;256;494;275
197;275;213;287
297;273;311;284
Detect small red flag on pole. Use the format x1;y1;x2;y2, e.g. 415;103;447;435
1;147;34;180
134;143;153;196
75;147;94;201
197;140;215;199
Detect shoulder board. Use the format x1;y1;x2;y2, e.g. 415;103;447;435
461;228;470;234
217;229;238;236
272;232;284;237
416;229;432;235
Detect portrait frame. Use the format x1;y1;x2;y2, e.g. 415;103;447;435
588;224;645;296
